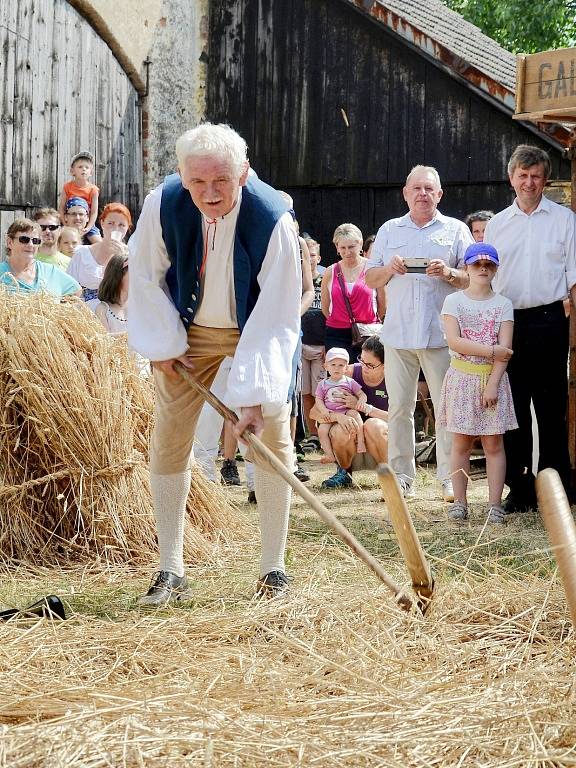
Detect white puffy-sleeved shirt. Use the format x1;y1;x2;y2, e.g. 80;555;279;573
483;195;576;310
127;183;302;409
367;211;473;349
66;245;104;289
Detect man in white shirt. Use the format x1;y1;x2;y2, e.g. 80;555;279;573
484;144;576;512
128;123;301;605
366;165;473;498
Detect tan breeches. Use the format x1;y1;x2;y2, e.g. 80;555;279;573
150;324;293;475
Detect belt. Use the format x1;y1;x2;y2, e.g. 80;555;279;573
450;357;493;389
514;300;563;316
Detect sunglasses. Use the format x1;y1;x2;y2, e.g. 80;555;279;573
357;355;383;370
39;224;60;231
17;235;42;245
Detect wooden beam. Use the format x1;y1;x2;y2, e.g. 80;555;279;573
513;109;576;122
515;55;526;115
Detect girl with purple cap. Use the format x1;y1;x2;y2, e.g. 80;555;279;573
437;242;518;524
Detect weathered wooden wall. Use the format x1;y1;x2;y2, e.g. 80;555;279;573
207;0;570;258
0;0;142;241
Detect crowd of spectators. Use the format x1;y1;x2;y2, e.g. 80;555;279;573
290;144;575;521
3;141;575;522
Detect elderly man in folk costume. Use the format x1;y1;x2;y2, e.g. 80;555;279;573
128;123;301;606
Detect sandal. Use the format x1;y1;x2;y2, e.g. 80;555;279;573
487;504;505;524
448;501;468;521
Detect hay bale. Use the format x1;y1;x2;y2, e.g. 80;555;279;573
0;290;238;565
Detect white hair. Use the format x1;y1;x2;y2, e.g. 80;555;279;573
405;164;441;188
175;123;248;177
333;223;363;245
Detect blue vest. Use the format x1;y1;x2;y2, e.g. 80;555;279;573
160;172;289;329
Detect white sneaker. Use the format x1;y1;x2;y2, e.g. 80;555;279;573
398;478;415;499
441;479;454;503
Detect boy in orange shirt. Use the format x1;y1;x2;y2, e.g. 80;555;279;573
58;151;101;243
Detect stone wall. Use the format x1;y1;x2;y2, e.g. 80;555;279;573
68;0;208;195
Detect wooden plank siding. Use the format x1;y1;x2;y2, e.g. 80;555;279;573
0;0;142;222
207;0;570;260
0;2;18;204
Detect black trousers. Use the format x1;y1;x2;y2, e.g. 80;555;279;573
325;325;356;363
504;301;571;497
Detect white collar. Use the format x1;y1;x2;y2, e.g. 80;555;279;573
398;210;446;229
507;194;551;219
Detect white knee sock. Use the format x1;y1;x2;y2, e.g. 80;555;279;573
150;471;191;577
255;467;291;576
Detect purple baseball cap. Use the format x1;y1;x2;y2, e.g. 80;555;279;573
464;242;499;266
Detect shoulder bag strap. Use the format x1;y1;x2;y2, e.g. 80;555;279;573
334;263;356;324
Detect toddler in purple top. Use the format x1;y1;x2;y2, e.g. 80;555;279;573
315;348;367;463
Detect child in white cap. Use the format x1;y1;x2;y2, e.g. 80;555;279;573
314;347;367;464
438;242;517;524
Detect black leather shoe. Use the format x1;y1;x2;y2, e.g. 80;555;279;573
247;490;257;504
0;595;66;621
502;493;537;515
137;571;192;607
255;570;290;598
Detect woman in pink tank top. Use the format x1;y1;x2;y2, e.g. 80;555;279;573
321;223;385;360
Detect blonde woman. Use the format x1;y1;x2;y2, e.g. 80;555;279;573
321;223;385;360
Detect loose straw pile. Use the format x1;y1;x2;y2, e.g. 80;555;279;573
0;290;237;565
0;563;575;766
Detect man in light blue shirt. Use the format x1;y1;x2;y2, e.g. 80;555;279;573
366;165;473;499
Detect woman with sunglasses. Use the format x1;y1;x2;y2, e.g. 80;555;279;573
310;335;389;488
1;219;81;297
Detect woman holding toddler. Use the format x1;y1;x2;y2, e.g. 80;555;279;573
311;336;389;489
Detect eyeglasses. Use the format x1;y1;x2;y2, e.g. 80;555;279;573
17;235;42;245
357;355;383;370
39;224;60;231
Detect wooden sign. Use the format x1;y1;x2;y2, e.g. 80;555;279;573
515;48;576;122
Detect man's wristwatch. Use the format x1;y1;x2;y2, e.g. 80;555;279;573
446;268;458;284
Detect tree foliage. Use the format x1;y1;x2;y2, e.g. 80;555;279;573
442;0;576;53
